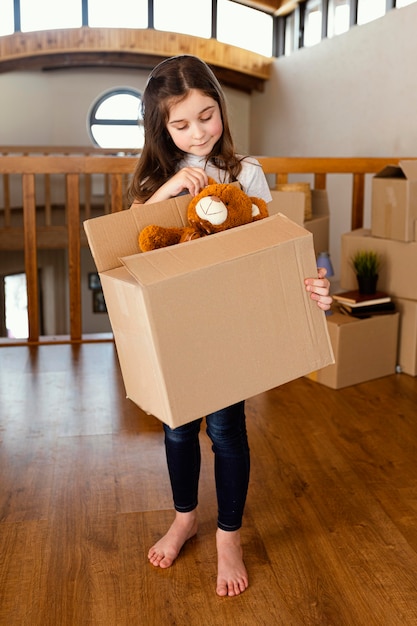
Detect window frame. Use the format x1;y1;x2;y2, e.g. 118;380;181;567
88;87;144;150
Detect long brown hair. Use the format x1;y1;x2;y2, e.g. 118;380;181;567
128;55;243;203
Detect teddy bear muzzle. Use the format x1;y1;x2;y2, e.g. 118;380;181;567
195;195;228;226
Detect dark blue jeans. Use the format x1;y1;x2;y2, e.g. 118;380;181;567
163;400;250;532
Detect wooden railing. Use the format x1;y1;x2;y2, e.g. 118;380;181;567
0;146;140;228
258;156;411;231
0;153;412;345
0;154;139;345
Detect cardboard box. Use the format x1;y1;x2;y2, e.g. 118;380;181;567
275;182;312;220
372;161;417;242
308;310;399;389
84;194;334;428
269;189;330;256
392;297;417;376
268;190;305;224
340;229;417;301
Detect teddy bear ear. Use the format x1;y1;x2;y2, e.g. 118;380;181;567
250;197;269;221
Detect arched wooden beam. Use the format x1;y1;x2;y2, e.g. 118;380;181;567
0;28;272;93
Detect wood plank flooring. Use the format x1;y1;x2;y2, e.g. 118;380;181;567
1;342;417;625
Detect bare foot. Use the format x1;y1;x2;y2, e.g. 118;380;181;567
148;510;198;568
216;528;248;597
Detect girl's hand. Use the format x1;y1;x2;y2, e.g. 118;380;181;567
304;267;333;311
145;167;209;203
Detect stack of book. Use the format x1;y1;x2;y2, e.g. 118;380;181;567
333;290;396;318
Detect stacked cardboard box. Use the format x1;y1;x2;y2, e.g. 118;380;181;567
340;160;417;376
269;189;330;257
307;310;399;389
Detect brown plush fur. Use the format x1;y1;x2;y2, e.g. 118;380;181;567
139;182;269;252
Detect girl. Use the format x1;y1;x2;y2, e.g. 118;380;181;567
129;55;332;597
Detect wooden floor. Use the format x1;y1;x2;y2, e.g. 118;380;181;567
1;342;417;626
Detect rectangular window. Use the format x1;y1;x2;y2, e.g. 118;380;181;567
304;0;322;48
154;0;211;39
284;12;296;56
217;0;273;57
20;0;82;32
327;0;350;38
88;0;147;28
0;0;14;36
357;0;386;25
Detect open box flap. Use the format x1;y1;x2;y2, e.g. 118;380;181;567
374;161;417;181
120;213;312;285
398;160;417;181
84;209;139;273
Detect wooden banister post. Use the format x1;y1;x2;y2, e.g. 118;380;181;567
23;173;40;343
110;174;124;212
66;173;82;342
3;173;11;227
276;173;288;186
314;173;326;189
352;173;365;230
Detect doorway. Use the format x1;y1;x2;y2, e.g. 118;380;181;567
3;272;29;338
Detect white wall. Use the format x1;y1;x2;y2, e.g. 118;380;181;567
251;3;417;279
0;67;251;151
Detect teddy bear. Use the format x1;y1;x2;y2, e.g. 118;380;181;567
138;180;269;252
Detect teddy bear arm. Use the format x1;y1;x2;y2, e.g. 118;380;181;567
139;225;185;251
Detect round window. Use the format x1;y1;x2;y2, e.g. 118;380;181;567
88;87;144;150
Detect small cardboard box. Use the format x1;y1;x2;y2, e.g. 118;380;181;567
308;310;399;389
269;189;330;256
84;194;334;428
340;228;417;301
372;161;417;242
392;297;417;376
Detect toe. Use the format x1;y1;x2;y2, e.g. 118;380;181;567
216;580;228;597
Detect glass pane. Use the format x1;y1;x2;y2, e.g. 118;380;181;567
304;0;322;48
284;13;296;56
89;88;144;149
357;0;386;25
217;0;273;57
0;0;14;36
396;0;416;6
95;93;141;121
91;124;144;150
154;0;211;38
20;0;82;32
88;0;148;28
327;0;350;38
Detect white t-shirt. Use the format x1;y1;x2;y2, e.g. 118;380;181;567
178;154;272;204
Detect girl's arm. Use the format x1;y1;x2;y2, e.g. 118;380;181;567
145;167;209;204
304;267;333;311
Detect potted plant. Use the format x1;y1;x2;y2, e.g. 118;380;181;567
351;250;381;294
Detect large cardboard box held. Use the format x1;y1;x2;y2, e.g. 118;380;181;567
269;189;330;256
392;297;417;376
372;161;417;242
340;229;417;301
308;310;399;389
84;193;334;428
